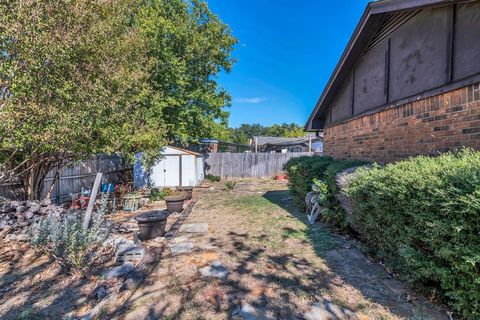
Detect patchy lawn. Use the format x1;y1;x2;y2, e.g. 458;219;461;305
0;180;449;319
117;180;448;320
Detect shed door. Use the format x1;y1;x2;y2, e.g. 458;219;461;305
151;156;180;187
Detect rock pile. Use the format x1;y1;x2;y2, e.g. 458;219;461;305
0;198;66;233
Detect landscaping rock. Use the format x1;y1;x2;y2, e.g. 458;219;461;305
16;205;27;213
28;204;40;214
115;242;146;263
199;261;229;280
16;212;25;223
238;303;270;320
304;300;357;320
24;211;34;220
104;262;135;279
97;287;107;300
169;242;193;255
179;223;209;233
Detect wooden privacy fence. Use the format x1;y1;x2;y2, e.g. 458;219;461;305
0;155;132;202
204;152;313;178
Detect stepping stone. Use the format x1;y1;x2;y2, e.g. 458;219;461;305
383;278;408;297
171;235;193;243
116;243;146;263
304;300;357;320
104;262;135;279
169;242;193;254
179;223;209;233
238;303;270;320
199;261;229;279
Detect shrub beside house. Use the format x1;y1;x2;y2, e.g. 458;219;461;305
286;150;480;317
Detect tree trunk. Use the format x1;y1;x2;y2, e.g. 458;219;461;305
24;155;56;200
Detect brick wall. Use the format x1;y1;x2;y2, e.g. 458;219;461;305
323;83;480;163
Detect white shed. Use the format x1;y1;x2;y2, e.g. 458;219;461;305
134;146;204;188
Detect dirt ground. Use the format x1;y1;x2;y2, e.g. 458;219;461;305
0;179;450;319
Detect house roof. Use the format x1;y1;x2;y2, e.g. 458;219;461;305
305;0;462;131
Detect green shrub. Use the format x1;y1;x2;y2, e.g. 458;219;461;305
284;155;365;228
205;174;221;182
283;155;334;202
345;149;480;317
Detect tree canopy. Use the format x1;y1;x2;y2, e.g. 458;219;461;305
0;0;236;199
228;123;305;145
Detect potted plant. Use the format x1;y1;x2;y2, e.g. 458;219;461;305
274;172;288;180
135;210;169;240
164;192;188;213
176;186;193;200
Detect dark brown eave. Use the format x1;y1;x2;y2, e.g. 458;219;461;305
305;0;461;131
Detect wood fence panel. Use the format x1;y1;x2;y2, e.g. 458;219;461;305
204;152;313;178
0;155;131;202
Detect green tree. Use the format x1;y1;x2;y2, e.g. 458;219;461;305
0;0;152;199
138;0;237;146
0;0;236;199
228;123;305;144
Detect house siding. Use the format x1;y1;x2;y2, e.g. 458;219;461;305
323;83;480;162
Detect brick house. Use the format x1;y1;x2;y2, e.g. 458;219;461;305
306;0;480;162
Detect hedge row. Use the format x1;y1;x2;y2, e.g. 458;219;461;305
345;149;480;318
283;155;365;227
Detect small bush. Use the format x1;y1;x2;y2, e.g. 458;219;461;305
283;156;334;202
345;149;480;317
205;174;221;182
29;203;111;276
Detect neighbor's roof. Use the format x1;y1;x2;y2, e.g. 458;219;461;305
305;0;462;131
252;135;322;147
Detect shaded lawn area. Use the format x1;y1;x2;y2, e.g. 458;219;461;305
0;180;448;320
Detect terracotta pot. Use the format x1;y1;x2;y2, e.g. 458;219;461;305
135;210;169;240
274;174;287;180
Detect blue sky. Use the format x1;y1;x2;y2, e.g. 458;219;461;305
207;0;371;128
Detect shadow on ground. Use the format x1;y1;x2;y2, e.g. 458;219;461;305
262;189;449;320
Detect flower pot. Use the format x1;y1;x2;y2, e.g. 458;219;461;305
176;186;193;200
166;199;184;213
135;210;169;240
274;174;287;180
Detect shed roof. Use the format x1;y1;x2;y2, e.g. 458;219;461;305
166;146;203;156
306;0;463;131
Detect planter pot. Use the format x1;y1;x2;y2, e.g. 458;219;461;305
135;210;169;240
164;193;187;213
176;186;193;200
274;174;287;180
165;199;184;213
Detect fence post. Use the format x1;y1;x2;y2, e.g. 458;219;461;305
83;172;103;229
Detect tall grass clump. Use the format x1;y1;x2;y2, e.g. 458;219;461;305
345;149;480;318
